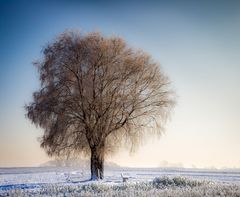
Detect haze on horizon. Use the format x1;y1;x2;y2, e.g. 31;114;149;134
0;0;240;169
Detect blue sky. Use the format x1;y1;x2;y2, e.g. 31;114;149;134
0;0;240;168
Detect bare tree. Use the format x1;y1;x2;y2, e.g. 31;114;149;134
26;31;175;180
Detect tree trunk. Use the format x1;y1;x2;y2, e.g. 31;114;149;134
90;145;104;180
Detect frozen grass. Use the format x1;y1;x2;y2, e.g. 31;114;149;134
1;176;240;197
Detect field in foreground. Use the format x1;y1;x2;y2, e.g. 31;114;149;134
0;167;240;196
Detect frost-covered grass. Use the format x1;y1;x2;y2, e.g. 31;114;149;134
1;176;240;197
1;167;240;196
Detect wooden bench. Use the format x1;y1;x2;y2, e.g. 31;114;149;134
64;171;83;182
121;173;129;182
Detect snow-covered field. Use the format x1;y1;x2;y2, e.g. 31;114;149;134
0;167;240;196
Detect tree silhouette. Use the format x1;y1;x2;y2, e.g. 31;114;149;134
26;31;175;180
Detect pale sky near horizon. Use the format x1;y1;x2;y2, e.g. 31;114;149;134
0;0;240;169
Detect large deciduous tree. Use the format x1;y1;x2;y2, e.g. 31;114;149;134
26;31;175;180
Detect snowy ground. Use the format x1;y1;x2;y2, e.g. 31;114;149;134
0;167;240;196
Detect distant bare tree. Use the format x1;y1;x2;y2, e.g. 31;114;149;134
26;31;175;180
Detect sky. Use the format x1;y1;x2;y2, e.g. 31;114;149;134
0;0;240;168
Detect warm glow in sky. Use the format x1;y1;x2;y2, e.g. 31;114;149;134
0;0;240;168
